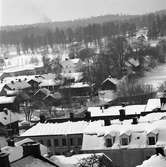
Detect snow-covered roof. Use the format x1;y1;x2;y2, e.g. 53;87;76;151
62;82;90;88
70;58;80;64
28;77;43;84
39;79;61;87
139;112;166;123
0;96;16;104
136;154;166;167
128;58;140;67
21;121;89;137
102;77;119;85
61;72;83;82
1;138;47;163
3;75;36;83
62;58;80;65
41;73;56;80
50;153;104;167
11;155;56;167
6;81;31;90
88;105;146;117
145;99;161;112
0;109;19;125
82;119;166;151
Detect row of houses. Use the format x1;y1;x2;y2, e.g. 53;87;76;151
0;96;165;166
0;137;112;167
18;111;166;167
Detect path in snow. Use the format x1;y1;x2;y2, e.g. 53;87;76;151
139;63;166;90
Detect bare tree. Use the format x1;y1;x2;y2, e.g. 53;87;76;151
77;154;107;167
117;78;154;97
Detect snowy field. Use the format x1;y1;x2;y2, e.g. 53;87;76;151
0;54;43;73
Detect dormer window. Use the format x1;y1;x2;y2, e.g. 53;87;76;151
106;138;113;147
105;135;116;147
121;137;129;146
147;131;158;145
120;133;131;146
148;136;156;145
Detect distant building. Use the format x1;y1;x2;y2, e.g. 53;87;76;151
0;108;20;137
99;76;119;103
39;79;61;92
82;119;166;167
61;58;82;74
60;82;91;97
1;138;58;167
0;96;19;112
101;77;118;91
4;80;31;93
19;121;88;155
136;27;148;41
28;78;42;92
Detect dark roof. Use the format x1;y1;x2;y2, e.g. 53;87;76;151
0;126;7;136
11;155;58;167
34;88;50;96
43;94;62;106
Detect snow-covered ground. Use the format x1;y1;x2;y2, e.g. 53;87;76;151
50;153;103;167
140;64;166;90
137;154;166;167
0;54;43;73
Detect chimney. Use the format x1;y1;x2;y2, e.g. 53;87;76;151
39;114;46;123
7;138;15;147
132;117;138;124
0;152;10;167
104;119;111;126
85;111;91;120
22;142;41;157
160;97;166;111
100;106;104;113
11;81;14;84
18;79;21;82
119;109;125;121
70;112;74;120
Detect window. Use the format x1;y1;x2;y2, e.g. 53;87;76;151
70;138;73;145
47;139;51;147
54;139;59;146
148;136;156;145
121;138;129;145
106;138;113;147
62;138;67;146
77;137;82;146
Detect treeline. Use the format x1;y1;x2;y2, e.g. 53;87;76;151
0;21;136;50
0;12;166;53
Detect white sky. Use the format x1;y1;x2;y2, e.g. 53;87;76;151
1;0;166;26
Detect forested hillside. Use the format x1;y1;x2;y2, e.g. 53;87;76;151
0;10;166;53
